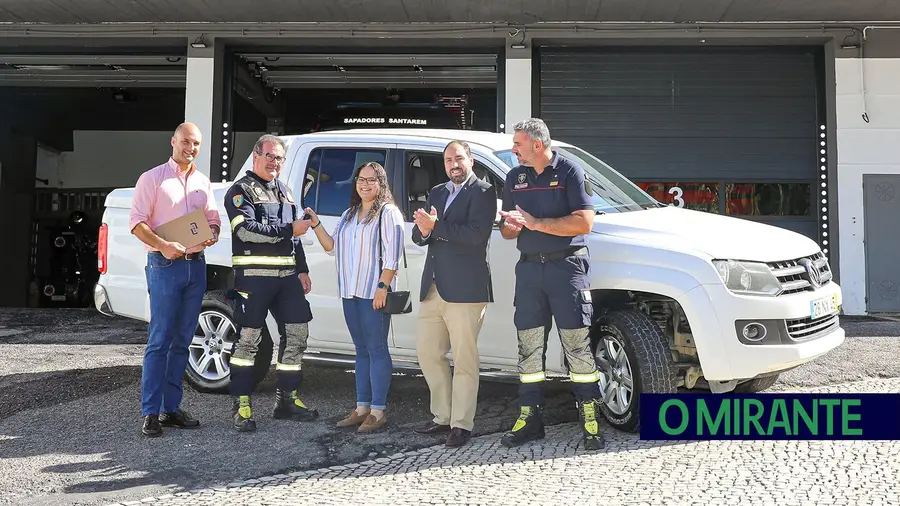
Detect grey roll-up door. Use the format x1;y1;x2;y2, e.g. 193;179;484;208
537;47;823;241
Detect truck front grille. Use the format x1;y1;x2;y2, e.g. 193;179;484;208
784;313;840;341
768;252;833;296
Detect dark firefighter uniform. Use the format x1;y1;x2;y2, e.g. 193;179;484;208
223;170;318;432
499;151;605;450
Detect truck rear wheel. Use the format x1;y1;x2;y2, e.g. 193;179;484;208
591;309;678;433
183;290;273;394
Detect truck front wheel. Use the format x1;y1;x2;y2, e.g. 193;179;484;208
591;309;678;433
183;290;273;394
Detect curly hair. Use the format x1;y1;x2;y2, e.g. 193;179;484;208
348;161;396;224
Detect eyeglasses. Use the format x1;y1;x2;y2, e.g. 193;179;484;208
261;153;286;164
355;176;378;185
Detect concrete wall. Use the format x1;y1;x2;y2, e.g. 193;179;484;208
37;130;264;189
835;32;900;315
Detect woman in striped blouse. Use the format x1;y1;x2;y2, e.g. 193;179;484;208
305;161;405;433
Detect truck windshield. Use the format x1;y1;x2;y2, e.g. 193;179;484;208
493;146;660;213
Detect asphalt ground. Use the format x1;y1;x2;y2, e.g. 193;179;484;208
0;309;899;506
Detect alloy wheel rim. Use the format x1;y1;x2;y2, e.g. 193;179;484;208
594;335;635;416
188;310;236;381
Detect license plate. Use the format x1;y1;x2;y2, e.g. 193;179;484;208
809;294;838;320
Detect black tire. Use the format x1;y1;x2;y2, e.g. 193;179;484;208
591;309;678;433
183;290;274;394
732;374;780;393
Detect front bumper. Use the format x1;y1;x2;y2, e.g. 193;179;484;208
94;282;115;316
681;281;845;382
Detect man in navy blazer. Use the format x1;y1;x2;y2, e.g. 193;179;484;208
411;139;497;447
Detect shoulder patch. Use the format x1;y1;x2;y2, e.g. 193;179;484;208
238;179;271;203
232;194;244;207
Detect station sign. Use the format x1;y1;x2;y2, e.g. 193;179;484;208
342;117;428;125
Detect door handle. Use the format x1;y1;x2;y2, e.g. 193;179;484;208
301;237;314;246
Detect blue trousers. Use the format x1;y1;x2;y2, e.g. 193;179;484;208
141;252;207;416
513;251;600;405
342;297;392;410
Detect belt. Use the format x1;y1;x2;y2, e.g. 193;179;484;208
150;251;204;261
520;246;587;263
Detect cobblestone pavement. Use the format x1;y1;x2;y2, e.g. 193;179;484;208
107;377;900;506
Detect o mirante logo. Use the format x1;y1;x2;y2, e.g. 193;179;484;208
640;393;900;440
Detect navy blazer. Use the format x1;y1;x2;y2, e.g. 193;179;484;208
411;174;497;303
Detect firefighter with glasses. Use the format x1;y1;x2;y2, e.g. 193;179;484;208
223;134;318;432
497;118;605;450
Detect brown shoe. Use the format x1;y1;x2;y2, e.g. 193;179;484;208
358;413;387;433
336;410;368;428
445;427;472;447
414;420;451;435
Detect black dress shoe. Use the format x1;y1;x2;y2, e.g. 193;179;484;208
159;409;200;429
414;420;451;435
445;427;472;447
142;415;162;437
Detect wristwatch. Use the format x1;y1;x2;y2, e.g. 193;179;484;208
377;281;386;289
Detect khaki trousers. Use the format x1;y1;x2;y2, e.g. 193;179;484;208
415;283;487;431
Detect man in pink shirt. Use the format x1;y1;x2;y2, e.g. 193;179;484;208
129;122;221;438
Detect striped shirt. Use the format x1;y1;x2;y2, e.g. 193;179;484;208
326;203;405;300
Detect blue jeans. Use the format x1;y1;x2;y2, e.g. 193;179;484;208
142;252;207;416
342;297;392;410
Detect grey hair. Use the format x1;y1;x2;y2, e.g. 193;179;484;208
513;118;551;148
253;134;286;154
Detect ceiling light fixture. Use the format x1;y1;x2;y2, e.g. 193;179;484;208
190;35;207;49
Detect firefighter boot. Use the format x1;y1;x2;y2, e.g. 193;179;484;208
579;399;606;450
500;405;545;448
232;395;257;432
273;389;319;421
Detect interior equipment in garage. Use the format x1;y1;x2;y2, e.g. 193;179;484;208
314;93;474;131
229;51;497;134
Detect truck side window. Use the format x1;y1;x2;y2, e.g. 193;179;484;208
406;152;444;217
305;147;388;217
473;160;504;200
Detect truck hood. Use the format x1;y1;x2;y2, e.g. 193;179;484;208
592;206;821;262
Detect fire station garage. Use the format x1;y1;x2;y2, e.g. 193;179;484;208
0;39;504;309
0;39;189;309
535;45;827;247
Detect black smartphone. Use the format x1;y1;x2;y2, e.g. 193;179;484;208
302;212;311;220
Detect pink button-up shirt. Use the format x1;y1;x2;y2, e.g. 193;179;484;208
129;157;222;254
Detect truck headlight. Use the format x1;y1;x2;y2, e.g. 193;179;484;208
712;259;781;296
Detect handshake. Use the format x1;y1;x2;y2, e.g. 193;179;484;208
292;207;320;236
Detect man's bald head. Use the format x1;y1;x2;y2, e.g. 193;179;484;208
175;122;201;137
171;122;202;170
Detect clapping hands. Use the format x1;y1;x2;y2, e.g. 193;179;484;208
413;206;438;234
498;205;537;232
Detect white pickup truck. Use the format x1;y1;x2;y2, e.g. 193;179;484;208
94;128;845;432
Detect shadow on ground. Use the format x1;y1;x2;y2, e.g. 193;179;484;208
0;361;585;506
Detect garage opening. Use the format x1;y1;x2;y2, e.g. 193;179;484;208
536;46;828;248
0;49;187;308
224;48;500;180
